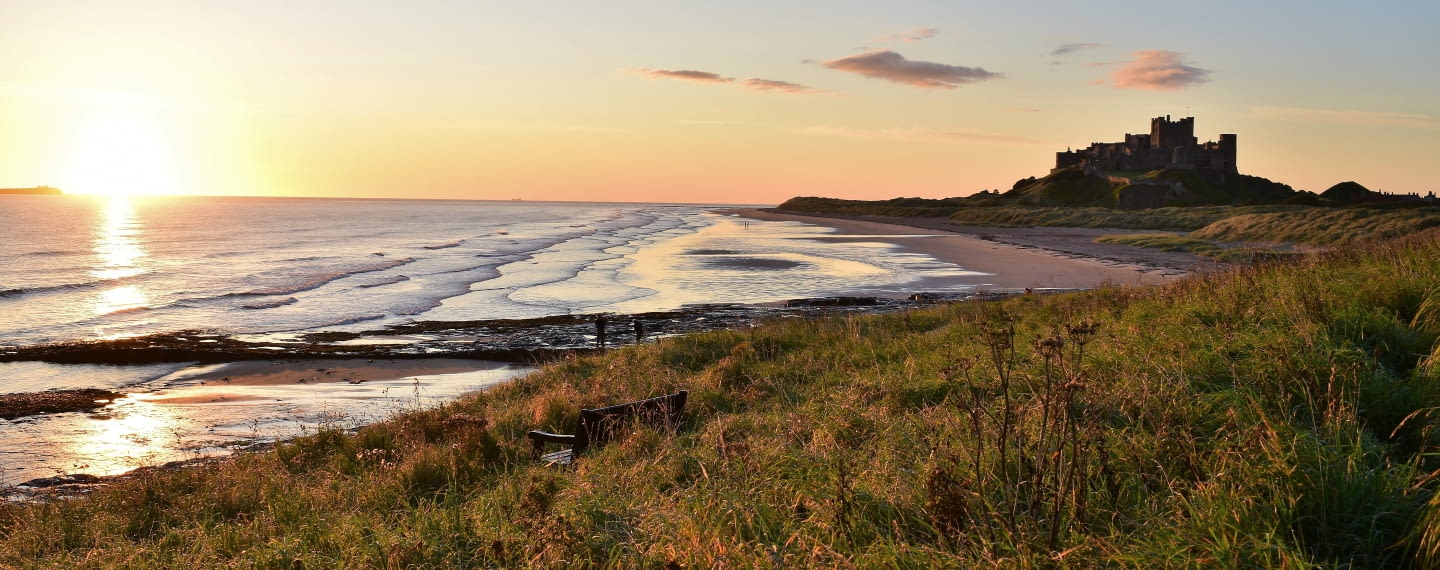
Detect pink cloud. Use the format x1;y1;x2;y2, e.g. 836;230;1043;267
1111;50;1209;90
819;50;1000;89
739;78;822;94
633;68;734;84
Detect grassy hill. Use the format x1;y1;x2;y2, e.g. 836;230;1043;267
4;230;1440;566
779;166;1309;216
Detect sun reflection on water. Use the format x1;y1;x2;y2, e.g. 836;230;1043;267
92;197;150;316
96;285;149;315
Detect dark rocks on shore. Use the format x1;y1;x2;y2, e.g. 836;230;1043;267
0;388;123;420
0;294;1017;368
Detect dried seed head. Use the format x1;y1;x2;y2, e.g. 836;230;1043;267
1034;335;1065;359
1066;320;1101;345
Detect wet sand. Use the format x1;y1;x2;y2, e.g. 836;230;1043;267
731;209;1197;289
2;359;527;489
148;358;508;405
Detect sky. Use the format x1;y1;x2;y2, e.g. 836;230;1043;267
1;0;1437;204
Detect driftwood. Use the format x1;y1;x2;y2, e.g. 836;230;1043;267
526;390;687;465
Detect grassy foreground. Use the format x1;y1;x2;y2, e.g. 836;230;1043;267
5;232;1440;567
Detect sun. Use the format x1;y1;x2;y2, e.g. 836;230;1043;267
60;97;184;197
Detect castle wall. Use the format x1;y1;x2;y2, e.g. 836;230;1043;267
1055;116;1236;174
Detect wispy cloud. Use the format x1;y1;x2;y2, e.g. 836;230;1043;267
1111;50;1209;90
632;68;734;84
629;68;823;94
1051;42;1104;57
739;78;822;94
1251;106;1440;129
802;125;1044;146
818;50;1000;89
872;28;939;43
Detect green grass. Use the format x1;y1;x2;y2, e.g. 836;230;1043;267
4;231;1440;566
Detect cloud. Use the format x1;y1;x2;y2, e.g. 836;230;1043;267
1250;106;1440;129
1051;42;1104;57
633;68;734;84
629;68;822;95
819;50;1000;89
803;125;1045;146
1111;50;1209;90
739;78;822;94
872;28;939;43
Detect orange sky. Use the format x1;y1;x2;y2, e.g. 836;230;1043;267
2;1;1437;203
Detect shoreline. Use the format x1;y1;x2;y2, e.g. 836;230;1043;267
728;208;1200;288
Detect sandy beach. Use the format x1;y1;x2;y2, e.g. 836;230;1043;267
731;209;1202;289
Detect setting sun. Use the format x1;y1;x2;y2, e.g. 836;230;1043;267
60;104;183;197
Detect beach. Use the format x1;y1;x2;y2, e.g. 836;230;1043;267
730;208;1199;289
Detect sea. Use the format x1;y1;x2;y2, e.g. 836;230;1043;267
0;194;987;486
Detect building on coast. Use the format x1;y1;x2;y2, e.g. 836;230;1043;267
1054;116;1236;175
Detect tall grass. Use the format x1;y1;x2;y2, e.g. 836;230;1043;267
1191;207;1440;246
3;230;1440;566
946;205;1305;231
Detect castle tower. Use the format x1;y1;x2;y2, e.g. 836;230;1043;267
1150;115;1197;149
1218;133;1238;173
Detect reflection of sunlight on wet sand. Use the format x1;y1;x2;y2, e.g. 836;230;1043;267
64;396;189;477
4;365;528;487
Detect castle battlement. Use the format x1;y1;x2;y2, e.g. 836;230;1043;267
1054;116;1236;175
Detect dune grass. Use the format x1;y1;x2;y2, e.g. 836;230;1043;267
1095;233;1300;263
946;205;1304;232
1191;207;1440;246
4;230;1440;566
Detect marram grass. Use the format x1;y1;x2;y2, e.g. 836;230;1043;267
4;230;1440;567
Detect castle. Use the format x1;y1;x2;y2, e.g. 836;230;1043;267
1054;116;1236;175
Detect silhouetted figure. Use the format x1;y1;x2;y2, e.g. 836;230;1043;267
595;315;607;348
634;319;644;343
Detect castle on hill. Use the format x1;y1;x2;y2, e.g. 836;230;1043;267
1054;115;1236;175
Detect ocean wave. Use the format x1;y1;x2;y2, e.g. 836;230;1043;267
0;279;113;298
240;297;299;310
298;314;387;329
238;257;417;296
423;240;464;250
22;249;84;257
356;275;412;288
